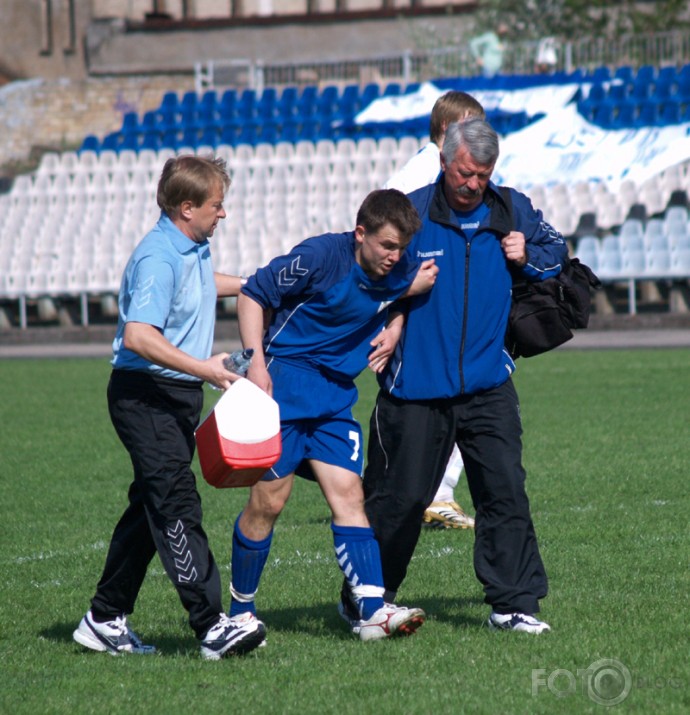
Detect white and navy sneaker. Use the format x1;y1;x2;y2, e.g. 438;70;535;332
488;611;551;634
73;610;156;655
357;603;426;642
200;612;266;660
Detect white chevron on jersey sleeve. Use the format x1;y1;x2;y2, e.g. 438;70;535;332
134;275;155;309
278;256;309;286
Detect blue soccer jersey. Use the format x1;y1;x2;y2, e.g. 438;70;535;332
242;231;420;382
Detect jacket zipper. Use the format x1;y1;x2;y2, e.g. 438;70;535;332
459;238;470;394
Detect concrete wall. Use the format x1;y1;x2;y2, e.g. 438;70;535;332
0;76;193;169
0;1;472;81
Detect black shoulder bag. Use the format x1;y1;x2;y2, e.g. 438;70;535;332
499;187;602;359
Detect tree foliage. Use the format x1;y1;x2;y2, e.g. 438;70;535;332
474;0;690;40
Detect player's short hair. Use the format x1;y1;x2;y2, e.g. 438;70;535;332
442;118;499;167
356;189;422;239
429;91;485;144
157;154;231;215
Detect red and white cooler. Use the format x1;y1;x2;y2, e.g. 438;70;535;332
195;378;282;488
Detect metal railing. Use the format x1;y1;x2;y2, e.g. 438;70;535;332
196;30;690;93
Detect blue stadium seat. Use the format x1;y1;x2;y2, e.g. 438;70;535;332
236;121;259;146
257;87;278;119
140;130;161;151
299;116;321;142
630;78;652;100
199;90;218;115
383;82;401;97
298;86;318;116
219;89;237;118
616;99;637;127
237;89;258;119
200;126;220;147
120;111;140;137
592;100;616;129
138;110;159;133
258;119;280;144
360;83;380;108
317;85;340;117
119;133;140;152
636;65;656;85
276;88;298;120
279;117;300;143
218;124;239;147
589;66;611;83
614;66;634;85
608;82;628;102
660;99;681;125
587;83;606;102
80;134;100;153
181;127;200;148
161;129;180;150
160;91;179;114
636;98;659;127
101;132;120;151
179;91;198;115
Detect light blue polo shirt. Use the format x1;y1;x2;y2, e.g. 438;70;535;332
111;212;217;382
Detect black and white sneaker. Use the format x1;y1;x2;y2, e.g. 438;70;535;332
73;610;156;655
488;611;551;634
200;612;266;660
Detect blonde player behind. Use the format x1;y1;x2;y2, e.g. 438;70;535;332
383;90;485;530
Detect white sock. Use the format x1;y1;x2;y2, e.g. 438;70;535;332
432;445;463;502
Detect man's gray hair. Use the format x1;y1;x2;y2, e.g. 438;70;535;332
442;118;500;166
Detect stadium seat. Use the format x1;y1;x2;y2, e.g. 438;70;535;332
120;111;140;138
607;82;628;102
218;89;238;120
670;247;690;276
636;64;656;86
159;91;179;115
592;100;616;129
636;99;659;127
644;218;665;247
360;83;380;108
587;83;606;103
616;99;637;127
598;234;623;278
645;246;671;278
659;99;681;125
630;77;653;101
574;235;600;271
80;134;101;153
621;247;646;277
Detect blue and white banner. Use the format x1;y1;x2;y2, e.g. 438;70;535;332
354;79;690;189
494;104;690;191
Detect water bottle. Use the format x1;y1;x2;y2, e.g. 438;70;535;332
223;348;254;376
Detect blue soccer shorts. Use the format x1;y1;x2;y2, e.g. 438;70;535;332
262;357;364;481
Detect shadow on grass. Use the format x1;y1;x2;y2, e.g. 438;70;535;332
255;593;485;637
43;593;486;655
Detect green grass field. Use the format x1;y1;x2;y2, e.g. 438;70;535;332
1;349;688;714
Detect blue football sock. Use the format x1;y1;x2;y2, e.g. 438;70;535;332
331;523;385;620
229;514;273;617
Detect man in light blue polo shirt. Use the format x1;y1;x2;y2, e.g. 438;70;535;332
73;155;266;660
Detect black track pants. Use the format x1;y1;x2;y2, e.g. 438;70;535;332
90;370;223;639
363;380;548;615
